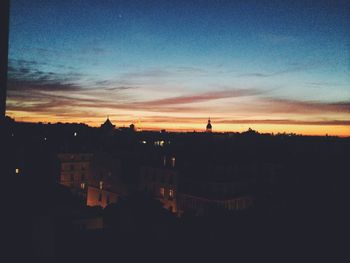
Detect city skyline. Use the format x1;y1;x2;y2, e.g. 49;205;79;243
6;0;350;136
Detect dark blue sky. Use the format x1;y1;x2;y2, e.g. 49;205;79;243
6;0;350;135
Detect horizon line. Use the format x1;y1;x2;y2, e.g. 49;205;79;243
5;117;350;138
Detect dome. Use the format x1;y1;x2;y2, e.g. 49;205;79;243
206;118;212;132
100;117;115;129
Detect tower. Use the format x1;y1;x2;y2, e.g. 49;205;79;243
100;116;115;130
206;118;212;133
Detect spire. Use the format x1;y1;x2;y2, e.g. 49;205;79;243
206;117;212;132
100;116;115;130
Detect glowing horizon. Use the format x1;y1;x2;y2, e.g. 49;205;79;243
7;113;350;137
6;1;350;137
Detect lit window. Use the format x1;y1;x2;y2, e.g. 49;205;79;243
171;157;176;167
142;140;147;144
15;168;20;174
154;140;164;147
160;187;165;197
74;132;77;136
80;182;85;190
99;181;103;190
169;189;174;199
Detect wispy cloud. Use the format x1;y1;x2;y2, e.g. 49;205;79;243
262;98;350;114
305;81;349;88
8;58;86;90
260;33;299;45
218;119;350;126
134;115;350;126
134;89;261;106
119;66;207;81
7;58;350;129
238;60;320;78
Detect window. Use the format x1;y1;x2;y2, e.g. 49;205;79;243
81;174;85;181
169;189;174;200
160;187;165;197
15;168;20;175
163;156;167;167
80;182;85;190
99;181;103;190
171;157;176;168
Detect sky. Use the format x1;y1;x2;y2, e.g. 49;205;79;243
6;0;350;136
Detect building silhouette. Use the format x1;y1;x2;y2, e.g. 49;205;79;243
100;116;115;129
206;118;212;133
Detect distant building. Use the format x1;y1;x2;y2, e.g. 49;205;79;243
138;151;257;216
206;118;212;133
139;164;178;213
176;163;256;216
177;194;253;215
58;152;128;208
57;153;93;200
100;117;115;131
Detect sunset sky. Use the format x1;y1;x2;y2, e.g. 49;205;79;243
6;0;350;136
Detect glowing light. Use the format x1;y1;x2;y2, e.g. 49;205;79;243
142;140;147;144
154;140;165;147
171;157;176;168
99;181;103;190
15;168;20;174
80;182;85;190
74;132;77;136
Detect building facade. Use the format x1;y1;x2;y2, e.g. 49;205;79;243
58;152;127;208
139;165;178;213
